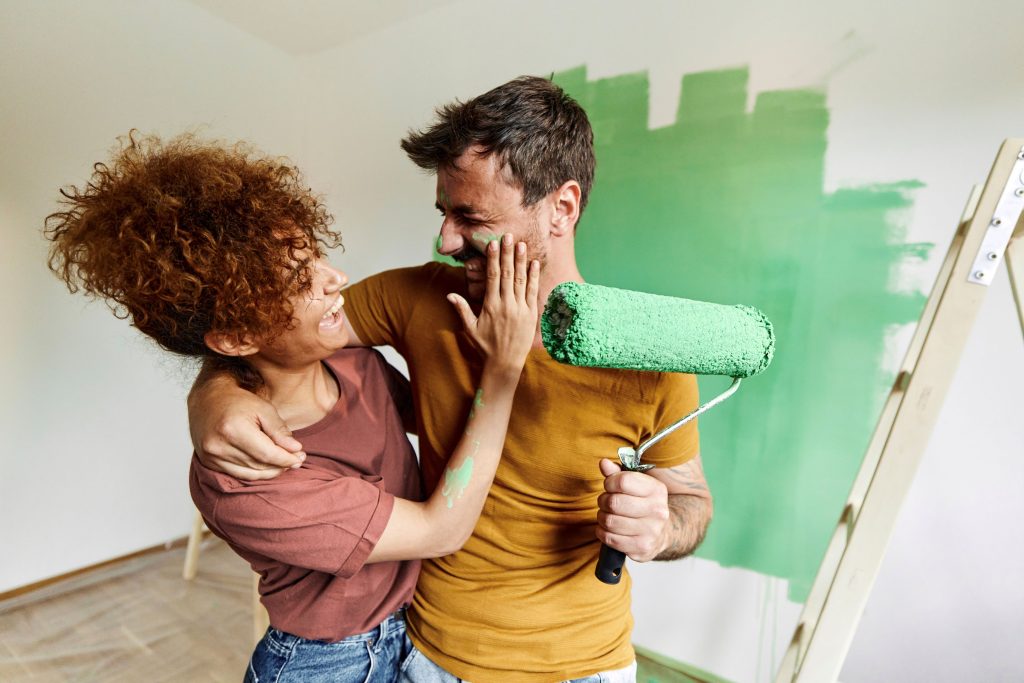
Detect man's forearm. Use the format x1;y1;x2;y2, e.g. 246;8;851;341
655;493;713;561
187;357;224;412
187;356;259;415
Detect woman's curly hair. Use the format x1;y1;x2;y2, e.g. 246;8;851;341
45;132;341;376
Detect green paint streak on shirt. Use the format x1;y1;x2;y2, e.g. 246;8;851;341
442;457;474;509
553;65;930;601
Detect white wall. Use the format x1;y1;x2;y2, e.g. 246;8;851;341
0;0;310;591
3;1;1021;681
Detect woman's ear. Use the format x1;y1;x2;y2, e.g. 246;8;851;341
204;331;259;357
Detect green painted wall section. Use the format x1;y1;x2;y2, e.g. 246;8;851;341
553;65;931;601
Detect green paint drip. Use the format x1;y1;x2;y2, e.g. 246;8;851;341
554;65;930;601
435;234;443;253
472;231;502;245
442;457;474;509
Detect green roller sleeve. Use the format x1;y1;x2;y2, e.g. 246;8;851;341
542;282;774;378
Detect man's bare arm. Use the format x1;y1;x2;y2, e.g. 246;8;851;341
596;453;713;562
186;313;368;479
649;455;713;561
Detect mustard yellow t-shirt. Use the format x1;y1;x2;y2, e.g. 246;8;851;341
344;263;699;682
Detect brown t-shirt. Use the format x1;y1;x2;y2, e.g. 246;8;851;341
344;263;700;682
189;348;422;642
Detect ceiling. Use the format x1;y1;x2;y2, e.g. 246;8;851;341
186;0;459;55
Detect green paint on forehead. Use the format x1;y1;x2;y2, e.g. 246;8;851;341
554;65;930;601
435;234;443;253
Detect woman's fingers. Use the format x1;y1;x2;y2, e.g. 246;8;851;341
526;259;540;311
499;233;514;300
513;240;528;302
447;293;477;332
484;238;500;307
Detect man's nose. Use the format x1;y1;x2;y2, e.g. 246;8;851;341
437;216;464;255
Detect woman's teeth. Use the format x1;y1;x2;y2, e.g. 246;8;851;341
322;296;344;320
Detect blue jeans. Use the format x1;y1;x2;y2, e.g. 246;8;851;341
244;609;412;683
399;642;637;683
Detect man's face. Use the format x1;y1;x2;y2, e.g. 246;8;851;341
435;149;547;301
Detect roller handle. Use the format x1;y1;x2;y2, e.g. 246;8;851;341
596;544;626;585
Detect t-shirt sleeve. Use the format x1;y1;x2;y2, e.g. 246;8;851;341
344;265;436;350
640;372;701;468
196;464;395;579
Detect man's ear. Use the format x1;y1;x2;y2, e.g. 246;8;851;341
549;180;581;237
204;331;259;357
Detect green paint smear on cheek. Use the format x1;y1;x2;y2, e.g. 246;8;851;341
472;231;502;245
554;65;931;601
442;457;474;509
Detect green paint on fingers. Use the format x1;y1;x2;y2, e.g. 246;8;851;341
442;457;474;509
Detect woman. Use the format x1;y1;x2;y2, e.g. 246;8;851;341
45;132;539;681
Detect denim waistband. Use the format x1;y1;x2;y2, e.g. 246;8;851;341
269;605;407;649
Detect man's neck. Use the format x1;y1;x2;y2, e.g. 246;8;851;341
538;264;585;303
532;257;585;348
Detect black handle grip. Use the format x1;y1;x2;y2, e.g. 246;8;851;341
596;543;626;584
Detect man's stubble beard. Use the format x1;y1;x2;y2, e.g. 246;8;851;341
460;219;547;302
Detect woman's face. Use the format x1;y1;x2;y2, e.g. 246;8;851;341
254;256;350;366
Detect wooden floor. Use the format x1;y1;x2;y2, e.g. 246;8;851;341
0;538;252;682
0;539;715;682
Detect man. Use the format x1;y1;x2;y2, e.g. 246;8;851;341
189;76;712;682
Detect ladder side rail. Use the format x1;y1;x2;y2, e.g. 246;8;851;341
792;139;1024;683
773;186;979;683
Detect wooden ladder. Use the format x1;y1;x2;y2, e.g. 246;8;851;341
775;138;1024;683
182;509;270;645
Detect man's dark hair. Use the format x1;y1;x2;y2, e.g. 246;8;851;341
401;75;596;220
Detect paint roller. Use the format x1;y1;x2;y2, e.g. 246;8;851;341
541;281;775;585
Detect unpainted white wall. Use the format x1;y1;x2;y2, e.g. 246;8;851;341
0;0;310;592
